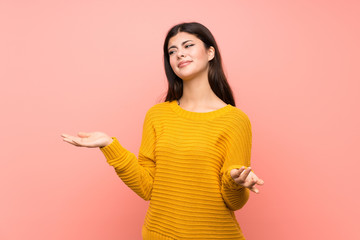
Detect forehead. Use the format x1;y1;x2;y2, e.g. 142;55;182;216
168;32;200;47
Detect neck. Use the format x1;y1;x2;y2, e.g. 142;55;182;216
179;71;223;110
181;79;214;104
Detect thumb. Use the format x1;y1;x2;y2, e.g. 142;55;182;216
251;187;260;194
77;132;91;138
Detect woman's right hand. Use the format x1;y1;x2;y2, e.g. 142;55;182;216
61;132;113;148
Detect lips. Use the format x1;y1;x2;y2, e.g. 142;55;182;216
178;60;192;68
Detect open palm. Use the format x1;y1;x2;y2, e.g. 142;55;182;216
61;132;113;148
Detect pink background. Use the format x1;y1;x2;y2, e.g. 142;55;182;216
1;0;359;239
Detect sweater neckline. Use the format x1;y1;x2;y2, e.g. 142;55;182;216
169;100;233;121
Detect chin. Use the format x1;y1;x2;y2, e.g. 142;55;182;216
178;70;206;81
177;73;196;81
175;69;197;80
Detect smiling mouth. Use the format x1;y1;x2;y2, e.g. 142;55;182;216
178;61;192;68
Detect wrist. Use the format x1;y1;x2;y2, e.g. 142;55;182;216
105;137;114;147
99;137;114;148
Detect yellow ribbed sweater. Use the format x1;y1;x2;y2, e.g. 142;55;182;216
100;100;252;240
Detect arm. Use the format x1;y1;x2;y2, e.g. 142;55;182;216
220;113;252;211
100;110;156;201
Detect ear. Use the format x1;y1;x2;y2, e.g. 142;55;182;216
207;46;215;61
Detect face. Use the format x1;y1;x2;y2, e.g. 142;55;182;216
167;32;215;81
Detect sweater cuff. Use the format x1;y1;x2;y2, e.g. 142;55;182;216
100;137;130;168
223;169;245;190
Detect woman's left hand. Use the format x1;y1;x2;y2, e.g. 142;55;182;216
230;167;264;194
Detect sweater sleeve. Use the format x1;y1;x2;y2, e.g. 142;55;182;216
220;112;252;211
100;110;156;201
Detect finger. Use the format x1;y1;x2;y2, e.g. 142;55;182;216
78;132;91;138
247;171;264;185
257;179;265;185
63;138;81;147
61;133;72;138
71;139;81;145
248;171;264;185
243;177;257;188
238;167;252;182
235;167;246;178
230;167;244;179
63;136;84;146
250;186;260;194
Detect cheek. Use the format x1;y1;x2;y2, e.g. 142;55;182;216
169;57;177;71
190;49;204;62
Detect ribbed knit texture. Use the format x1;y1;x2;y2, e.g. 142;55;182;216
100;100;252;240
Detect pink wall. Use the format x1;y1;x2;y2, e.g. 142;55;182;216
1;0;359;239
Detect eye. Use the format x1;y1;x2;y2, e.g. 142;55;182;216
185;44;194;48
169;50;175;55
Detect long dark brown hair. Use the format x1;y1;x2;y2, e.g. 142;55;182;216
163;22;236;106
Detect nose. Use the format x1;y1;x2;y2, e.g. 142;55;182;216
176;49;185;58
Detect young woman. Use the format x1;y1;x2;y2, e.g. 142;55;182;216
62;22;264;240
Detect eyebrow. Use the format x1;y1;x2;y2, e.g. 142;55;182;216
168;40;193;51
